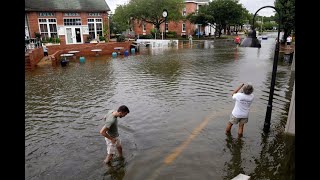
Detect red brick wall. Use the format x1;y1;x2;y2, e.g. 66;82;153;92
26;11;109;45
27;12;40;38
27;41;133;69
47;42;132;57
133;2;200;37
27;48;44;69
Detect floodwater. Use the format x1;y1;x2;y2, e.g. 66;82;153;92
25;33;295;180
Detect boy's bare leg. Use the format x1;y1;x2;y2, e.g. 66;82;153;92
104;154;113;164
238;123;245;138
225;122;233;134
117;145;124;160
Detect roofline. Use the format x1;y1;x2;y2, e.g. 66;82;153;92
25;9;110;13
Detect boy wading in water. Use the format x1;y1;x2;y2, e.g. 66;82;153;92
100;105;130;164
226;83;254;138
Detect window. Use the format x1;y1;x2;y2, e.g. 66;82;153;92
182;23;186;32
64;18;82;26
143;22;146;32
88;18;103;39
38;18;57;39
182;8;187;16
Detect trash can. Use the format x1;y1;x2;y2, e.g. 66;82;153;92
124;50;129;57
112;52;117;58
79;56;85;63
284;52;294;63
131;48;135;54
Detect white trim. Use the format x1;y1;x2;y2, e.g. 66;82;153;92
182;23;186;32
65;26;83;44
38;18;58;38
88;18;103;39
63;17;82;26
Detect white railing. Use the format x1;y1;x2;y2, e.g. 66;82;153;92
25;38;42;52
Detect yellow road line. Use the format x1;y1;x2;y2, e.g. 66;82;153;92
163;116;210;164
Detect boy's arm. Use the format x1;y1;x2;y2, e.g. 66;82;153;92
232;83;244;96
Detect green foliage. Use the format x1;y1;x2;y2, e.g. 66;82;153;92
86;35;92;42
125;0;185;31
188;0;248;37
274;0;295;39
99;36;105;41
116;34;126;42
41;37;60;43
139;34;154;39
150;28;160;38
166;31;177;38
34;32;41;39
112;5;132;34
103;19;109;42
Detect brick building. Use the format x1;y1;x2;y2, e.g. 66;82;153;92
25;0;111;46
133;0;215;38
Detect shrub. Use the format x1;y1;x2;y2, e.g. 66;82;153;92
117;34;126;42
99;36;105;41
166;31;177;38
139;34;154;39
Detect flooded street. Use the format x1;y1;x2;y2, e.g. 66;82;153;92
25;33;295;180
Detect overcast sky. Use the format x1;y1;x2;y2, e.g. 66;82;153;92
105;0;276;17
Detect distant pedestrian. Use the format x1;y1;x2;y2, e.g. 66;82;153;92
226;83;254;138
234;35;241;45
286;35;292;46
100;105;130;165
43;45;48;56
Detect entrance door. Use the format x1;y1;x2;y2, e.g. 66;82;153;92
66;27;82;44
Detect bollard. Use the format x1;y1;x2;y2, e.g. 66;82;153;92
79;56;85;63
112;52;117;58
131;48;135;55
124;50;129;57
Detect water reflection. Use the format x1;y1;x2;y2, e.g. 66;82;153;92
223;135;245;179
103;160;126;180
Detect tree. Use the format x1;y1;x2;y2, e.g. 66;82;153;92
186;6;214;36
187;0;248;37
126;0;185;33
111;5;132;34
274;0;295;42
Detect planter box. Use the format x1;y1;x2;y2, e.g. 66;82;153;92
44;43;61;46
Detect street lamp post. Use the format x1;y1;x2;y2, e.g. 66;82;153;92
162;9;168;39
240;6;281;133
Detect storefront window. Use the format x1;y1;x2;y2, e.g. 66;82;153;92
88;18;103;39
38;18;57;39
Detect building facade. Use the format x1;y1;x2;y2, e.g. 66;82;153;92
25;0;111;46
133;0;215;37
